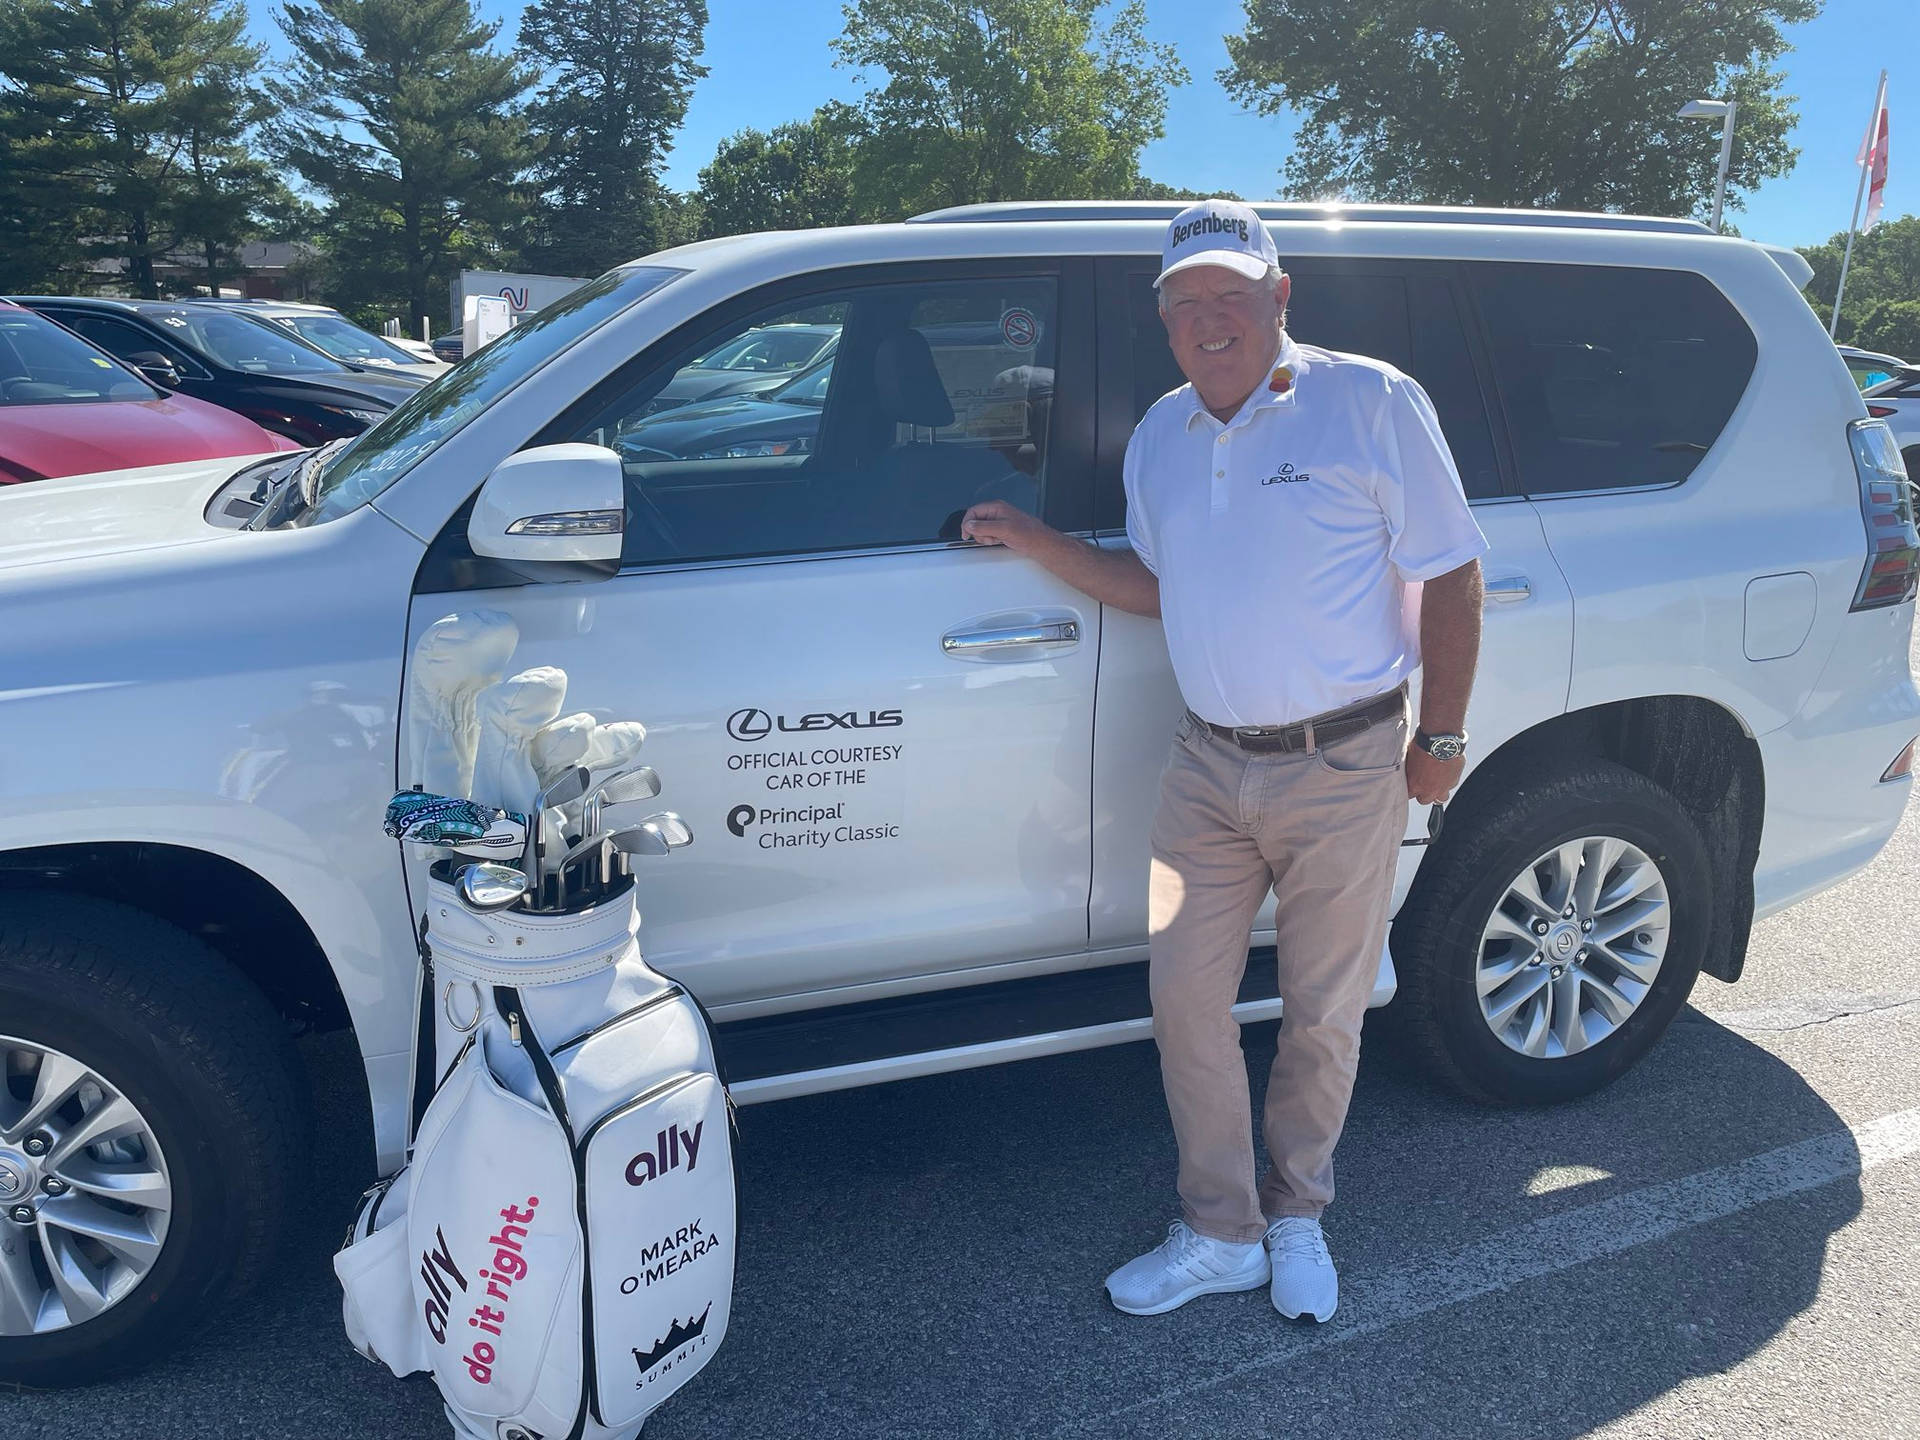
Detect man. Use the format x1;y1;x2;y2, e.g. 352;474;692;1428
960;199;1486;1323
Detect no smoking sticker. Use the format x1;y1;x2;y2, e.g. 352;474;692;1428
1000;307;1039;350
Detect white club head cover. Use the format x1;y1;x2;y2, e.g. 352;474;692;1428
471;667;568;815
529;713;598;791
581;720;647;775
405;611;519;798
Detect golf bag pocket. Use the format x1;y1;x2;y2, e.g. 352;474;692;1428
408;1024;582;1425
582;1070;735;1429
335;1174;428;1378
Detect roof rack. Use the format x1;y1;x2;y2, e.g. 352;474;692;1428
905;200;1711;236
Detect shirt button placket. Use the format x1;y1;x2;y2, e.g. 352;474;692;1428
1212;431;1230;512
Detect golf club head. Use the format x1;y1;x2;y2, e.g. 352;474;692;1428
597;766;661;807
454;862;530;912
611;812;693;858
538;765;592;810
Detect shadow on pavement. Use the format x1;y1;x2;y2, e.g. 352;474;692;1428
0;1001;1860;1440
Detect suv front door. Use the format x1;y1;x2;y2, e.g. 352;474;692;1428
408;261;1101;1009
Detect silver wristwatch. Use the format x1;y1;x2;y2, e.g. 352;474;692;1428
1414;729;1468;763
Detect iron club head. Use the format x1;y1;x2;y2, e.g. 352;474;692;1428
454;862;530;913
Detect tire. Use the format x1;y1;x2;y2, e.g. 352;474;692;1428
1387;759;1712;1105
0;894;309;1387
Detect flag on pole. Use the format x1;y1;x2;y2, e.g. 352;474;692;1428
1857;73;1890;233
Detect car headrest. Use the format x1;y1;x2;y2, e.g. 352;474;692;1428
873;328;954;429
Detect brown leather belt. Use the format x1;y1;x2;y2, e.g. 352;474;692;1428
1188;687;1407;755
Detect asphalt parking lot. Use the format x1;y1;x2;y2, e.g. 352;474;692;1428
8;717;1920;1439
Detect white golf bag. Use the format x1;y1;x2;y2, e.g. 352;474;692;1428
335;868;735;1440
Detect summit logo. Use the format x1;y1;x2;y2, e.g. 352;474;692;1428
633;1302;713;1377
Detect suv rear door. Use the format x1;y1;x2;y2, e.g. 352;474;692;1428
1087;256;1576;946
408;260;1101;1008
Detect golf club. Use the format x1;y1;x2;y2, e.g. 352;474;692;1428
584;766;662;888
454;862;531;913
524;766;591;909
550;810;690;908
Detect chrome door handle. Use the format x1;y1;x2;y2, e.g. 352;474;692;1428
942;620;1080;654
1483;576;1532;604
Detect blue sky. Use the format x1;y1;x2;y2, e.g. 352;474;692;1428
255;0;1913;249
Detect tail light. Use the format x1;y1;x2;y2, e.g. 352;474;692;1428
1883;737;1917;783
1847;419;1919;611
1867;403;1897;418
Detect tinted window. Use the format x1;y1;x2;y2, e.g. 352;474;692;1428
1124;267;1502;499
569;276;1059;566
1470;262;1757;495
0;309;157;405
282;313;424;367
160;308;350;374
57;312;196;374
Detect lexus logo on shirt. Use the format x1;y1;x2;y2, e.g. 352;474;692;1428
726;706;904;742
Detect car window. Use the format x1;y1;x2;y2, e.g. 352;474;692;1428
55;312;202;377
0;309;158;405
161;309;350;374
569;276;1059;566
1469;262;1757;495
690;327;832;372
284;314;423;367
1123;266;1503;499
301;264;683;524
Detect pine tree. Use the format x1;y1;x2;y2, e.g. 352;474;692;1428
270;0;537;328
519;0;709;274
0;0;277;297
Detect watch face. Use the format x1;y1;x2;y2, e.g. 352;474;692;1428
1422;733;1466;761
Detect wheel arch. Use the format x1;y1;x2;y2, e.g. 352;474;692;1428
0;841;352;1034
1445;694;1765;984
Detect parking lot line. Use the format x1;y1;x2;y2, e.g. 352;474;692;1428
1057;1105;1920;1435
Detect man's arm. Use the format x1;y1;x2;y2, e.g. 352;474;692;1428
1406;557;1482;804
959;500;1161;617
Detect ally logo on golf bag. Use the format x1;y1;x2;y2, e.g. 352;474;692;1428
625;1122;703;1187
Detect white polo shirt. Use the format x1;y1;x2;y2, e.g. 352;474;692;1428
1124;336;1489;728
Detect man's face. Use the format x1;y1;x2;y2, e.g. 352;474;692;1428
1158;265;1291;411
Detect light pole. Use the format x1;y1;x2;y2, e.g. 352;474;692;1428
1679;99;1736;233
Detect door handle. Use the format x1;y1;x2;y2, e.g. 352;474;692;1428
1483;576;1532;604
942;620;1080;655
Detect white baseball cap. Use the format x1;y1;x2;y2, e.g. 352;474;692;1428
1156;199;1280;288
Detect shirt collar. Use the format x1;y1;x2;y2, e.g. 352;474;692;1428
1183;334;1311;431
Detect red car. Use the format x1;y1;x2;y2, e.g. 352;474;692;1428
0;300;298;483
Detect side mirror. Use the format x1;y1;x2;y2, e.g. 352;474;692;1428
468;443;625;577
126;350;180;388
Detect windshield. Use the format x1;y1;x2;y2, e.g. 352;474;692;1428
769;355;835;406
159;308;354;374
300;265;683;523
284;313;425;367
0;308;160;405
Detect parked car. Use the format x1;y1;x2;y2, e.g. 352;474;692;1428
0;300;298;482
3;203;1916;1387
1838;343;1909;392
637;321;841;416
1864;366;1920;477
616;352;834;460
431;330;464;363
7;296;424;444
193;299;446;380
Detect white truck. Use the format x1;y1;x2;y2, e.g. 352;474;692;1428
2;203;1916;1388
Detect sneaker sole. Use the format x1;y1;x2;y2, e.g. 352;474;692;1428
1107;1262;1271;1317
1271;1291;1338;1323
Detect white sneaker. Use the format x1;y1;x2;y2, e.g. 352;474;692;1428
1265;1216;1338;1322
1104;1220;1270;1316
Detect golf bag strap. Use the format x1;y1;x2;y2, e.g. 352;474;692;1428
407;914;437;1141
492;986;596;1440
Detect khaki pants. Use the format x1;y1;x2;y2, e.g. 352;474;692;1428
1147;698;1409;1244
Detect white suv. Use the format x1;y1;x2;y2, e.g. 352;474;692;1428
2;202;1915;1386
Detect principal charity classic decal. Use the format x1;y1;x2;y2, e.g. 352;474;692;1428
727;707;903;743
417;1196;544;1386
724;800;901;850
633;1302;714;1384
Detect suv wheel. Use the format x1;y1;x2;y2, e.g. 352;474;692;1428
1388;759;1712;1104
0;895;308;1386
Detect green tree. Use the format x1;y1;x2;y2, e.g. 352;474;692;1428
519;0;708;274
831;0;1187;218
0;0;278;296
695;104;863;238
1223;0;1815;218
1800;214;1920;350
270;0;537;328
